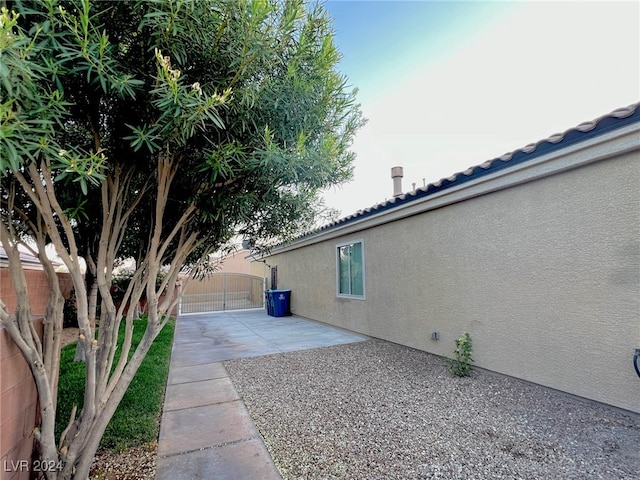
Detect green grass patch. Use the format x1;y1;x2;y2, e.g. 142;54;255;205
56;316;175;452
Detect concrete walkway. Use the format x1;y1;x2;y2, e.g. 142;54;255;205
155;309;367;480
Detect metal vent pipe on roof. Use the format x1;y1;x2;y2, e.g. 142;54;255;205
391;166;403;197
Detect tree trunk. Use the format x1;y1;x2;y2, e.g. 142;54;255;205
74;263;98;362
70;324;161;479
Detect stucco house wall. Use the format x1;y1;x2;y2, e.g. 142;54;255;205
213;248;253;275
265;108;640;414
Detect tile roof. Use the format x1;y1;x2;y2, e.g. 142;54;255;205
0;245;42;265
311;102;640;236
0;245;63;267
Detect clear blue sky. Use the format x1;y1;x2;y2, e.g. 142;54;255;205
320;0;640;217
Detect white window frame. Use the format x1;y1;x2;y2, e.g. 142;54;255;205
336;239;366;299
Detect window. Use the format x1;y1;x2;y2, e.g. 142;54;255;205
337;240;365;298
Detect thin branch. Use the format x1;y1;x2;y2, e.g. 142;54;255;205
58;404;77;454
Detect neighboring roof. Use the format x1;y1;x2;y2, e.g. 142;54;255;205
0;245;42;266
310;102;640;237
0;245;64;270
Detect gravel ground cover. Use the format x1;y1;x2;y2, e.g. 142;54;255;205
225;339;640;480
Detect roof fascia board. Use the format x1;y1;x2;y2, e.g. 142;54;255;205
271;122;640;255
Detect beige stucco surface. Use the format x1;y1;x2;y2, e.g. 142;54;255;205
215;248;253;275
267;150;640;413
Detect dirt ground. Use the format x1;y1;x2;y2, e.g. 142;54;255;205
61;327;80;347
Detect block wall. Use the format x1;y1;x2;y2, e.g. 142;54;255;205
1;319;43;480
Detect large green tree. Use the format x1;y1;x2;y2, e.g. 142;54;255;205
0;0;363;477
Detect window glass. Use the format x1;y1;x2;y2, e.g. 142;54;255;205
337;241;364;298
338;245;351;294
350;242;363;296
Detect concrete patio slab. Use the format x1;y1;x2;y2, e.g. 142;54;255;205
157;400;258;457
163;377;238;411
155;309;367;479
155;438;281;480
167;362;228;385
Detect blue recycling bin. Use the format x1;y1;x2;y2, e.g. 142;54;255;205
265;290;275;316
271;289;291;317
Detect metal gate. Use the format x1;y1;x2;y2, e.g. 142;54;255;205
179;273;265;313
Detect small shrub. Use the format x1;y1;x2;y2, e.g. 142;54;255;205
111;270;167;306
449;332;474;377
